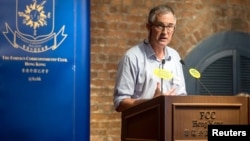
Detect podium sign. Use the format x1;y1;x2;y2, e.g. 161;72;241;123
0;0;90;141
122;95;249;141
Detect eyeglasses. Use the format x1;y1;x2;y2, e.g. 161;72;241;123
150;22;175;32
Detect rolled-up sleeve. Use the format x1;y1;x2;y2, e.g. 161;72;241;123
113;55;137;109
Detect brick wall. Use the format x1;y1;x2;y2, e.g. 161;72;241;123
90;0;250;140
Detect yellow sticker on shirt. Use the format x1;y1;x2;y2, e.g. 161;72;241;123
153;68;173;80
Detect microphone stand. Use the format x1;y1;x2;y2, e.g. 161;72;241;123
161;59;165;95
180;59;212;95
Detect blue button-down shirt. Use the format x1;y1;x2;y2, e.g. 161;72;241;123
113;41;187;109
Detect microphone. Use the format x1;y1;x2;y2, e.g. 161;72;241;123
180;59;212;95
161;59;166;95
166;56;171;61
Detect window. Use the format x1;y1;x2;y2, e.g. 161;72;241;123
184;31;250;95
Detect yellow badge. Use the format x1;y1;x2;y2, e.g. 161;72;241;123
153;68;173;80
189;68;201;79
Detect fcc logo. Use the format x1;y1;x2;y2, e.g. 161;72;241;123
3;0;67;53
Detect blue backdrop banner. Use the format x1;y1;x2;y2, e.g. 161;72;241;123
0;0;90;141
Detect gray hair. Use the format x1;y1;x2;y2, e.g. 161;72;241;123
148;5;176;24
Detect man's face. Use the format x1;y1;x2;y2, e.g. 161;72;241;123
148;13;176;47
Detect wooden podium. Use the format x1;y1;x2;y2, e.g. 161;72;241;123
121;95;249;141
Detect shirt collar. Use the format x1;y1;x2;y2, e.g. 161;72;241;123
143;39;169;61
